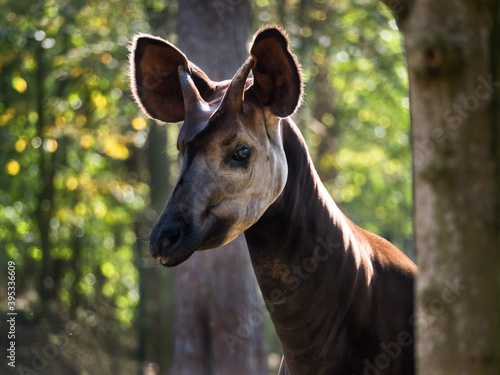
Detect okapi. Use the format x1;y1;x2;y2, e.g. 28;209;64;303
130;26;417;375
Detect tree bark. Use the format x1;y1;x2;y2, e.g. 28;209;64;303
136;6;177;374
394;1;500;374
34;35;56;316
134;137;174;374
170;1;269;374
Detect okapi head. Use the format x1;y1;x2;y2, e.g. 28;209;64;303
130;27;302;266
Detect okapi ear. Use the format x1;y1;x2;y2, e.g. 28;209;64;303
130;34;215;123
248;27;303;117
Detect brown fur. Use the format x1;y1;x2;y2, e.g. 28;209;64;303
130;26;417;375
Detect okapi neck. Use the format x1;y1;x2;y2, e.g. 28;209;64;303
245;118;364;278
244;119;373;369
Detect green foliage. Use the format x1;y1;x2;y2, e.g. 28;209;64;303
0;0;153;372
323;3;411;250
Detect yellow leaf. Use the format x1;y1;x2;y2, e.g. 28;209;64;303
15;139;27;153
12;77;27;93
80;134;93;148
92;91;107;109
0;108;16;126
55;116;66;128
76;114;87;127
5;160;20;175
70;67;83;78
131;117;146;130
66;177;78;191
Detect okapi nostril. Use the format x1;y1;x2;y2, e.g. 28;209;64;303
161;238;171;249
159;228;181;251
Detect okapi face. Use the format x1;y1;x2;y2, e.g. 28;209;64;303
130;27;302;266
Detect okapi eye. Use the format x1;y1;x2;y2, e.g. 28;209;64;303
232;147;250;163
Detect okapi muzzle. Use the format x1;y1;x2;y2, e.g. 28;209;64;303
130;28;296;266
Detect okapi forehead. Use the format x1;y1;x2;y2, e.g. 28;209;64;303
180;107;242;153
177;78;254;146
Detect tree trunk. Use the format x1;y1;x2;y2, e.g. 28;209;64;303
134;132;175;375
170;1;269;374
34;35;56;316
137;5;177;374
388;1;500;374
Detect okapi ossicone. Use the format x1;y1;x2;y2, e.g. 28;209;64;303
130;27;417;375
